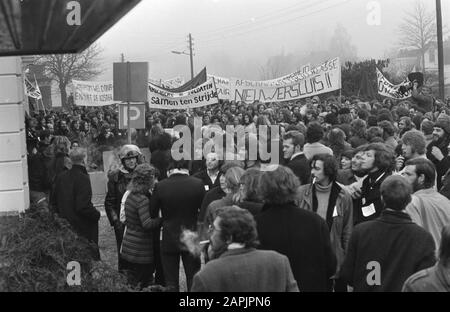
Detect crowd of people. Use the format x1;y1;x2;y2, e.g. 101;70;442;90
24;86;450;292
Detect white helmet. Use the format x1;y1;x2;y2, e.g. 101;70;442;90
118;144;142;160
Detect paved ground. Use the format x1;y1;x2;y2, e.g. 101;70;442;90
94;195;187;292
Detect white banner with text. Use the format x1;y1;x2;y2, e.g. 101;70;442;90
148;78;219;109
231;58;341;103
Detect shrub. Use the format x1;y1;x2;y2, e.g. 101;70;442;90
0;208;133;292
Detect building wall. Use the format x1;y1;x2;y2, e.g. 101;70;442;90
0;57;28;216
424;49;439;70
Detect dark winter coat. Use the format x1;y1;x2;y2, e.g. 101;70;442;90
410;88;434;114
150;174;205;252
340;210;436;292
121;192;161;264
28;152;52;192
286;153;311;185
104;168;133;226
193;170;221;192
199;186;226;222
52;165;100;244
427;140;450;190
354;170;391;225
256;202;337;292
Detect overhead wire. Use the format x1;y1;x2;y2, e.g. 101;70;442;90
194;0;317;39
196;0;351;49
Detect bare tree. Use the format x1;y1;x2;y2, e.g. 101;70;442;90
259;60;280;80
329;23;358;62
259;54;295;80
36;43;104;108
398;0;436;74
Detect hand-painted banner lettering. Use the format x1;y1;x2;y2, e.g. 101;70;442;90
208;74;230;100
72;80;116;106
376;68;412;100
148;78;219;109
231;58;341;103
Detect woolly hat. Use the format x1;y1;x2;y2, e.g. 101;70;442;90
408;72;424;87
435;114;450;134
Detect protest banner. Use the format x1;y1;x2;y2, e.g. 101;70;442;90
262;64;315;86
149;78;162;86
157;67;207;93
208;63;313;101
208;74;230;100
148;78;219;109
300;63;311;74
161;76;185;89
231;58;341;103
72;80;116;106
376;68;412;100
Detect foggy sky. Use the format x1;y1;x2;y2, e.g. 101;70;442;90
95;0;449;82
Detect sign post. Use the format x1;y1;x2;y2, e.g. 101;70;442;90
127;62;131;143
113;62;148;144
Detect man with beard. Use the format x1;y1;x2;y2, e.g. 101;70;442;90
402;158;450;255
193;152;222;192
297;154;353;292
426;114;450;189
191;206;299;292
282;131;310;184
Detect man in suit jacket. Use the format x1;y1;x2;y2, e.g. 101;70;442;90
191;206;299;292
340;175;436;292
52;148;100;259
282;131;311;185
150;158;205;292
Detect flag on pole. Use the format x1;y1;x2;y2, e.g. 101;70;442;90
34;75;42;100
24;75;42;99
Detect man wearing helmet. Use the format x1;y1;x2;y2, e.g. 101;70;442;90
105;144;142;272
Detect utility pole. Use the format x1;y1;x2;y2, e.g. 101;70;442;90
188;33;194;79
436;0;445;100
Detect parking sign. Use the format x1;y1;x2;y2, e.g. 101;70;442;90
118;103;146;129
